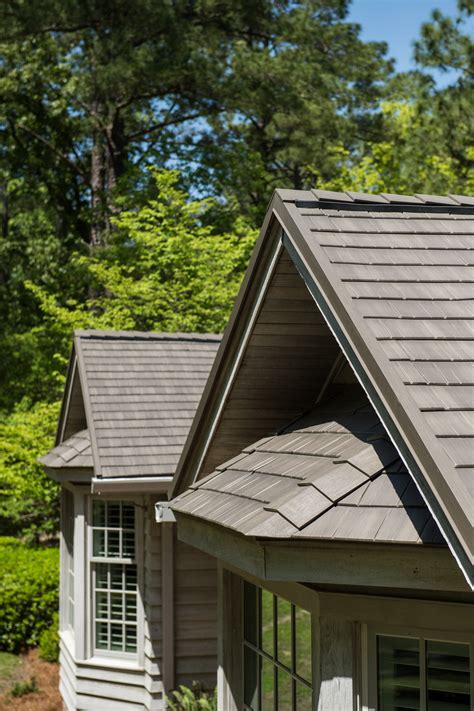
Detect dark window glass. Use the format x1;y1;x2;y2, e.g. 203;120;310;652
426;640;470;711
378;636;420;711
243;581;312;710
377;636;471;711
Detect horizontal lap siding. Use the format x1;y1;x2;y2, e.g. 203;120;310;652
174;537;218;691
60;641;77;710
60;640;148;711
145;499;164;709
200;250;339;476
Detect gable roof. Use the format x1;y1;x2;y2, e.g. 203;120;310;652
170;189;474;586
47;330;220;480
171;389;444;546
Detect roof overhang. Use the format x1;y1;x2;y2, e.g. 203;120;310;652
174;512;470;595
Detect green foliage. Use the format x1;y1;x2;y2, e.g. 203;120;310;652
10;676;38;698
38;612;59;663
0;400;60;540
167;684;217;711
0;537;59;653
30;170;257;337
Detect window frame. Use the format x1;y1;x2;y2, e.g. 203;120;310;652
59;487;75;643
366;623;474;711
86;495;145;664
242;580;315;710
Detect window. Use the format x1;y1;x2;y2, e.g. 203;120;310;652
377;635;471;711
62;489;75;634
90;500;138;656
243;581;313;710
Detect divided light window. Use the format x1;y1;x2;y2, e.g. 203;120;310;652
378;635;471;711
90;500;138;656
243;581;313;710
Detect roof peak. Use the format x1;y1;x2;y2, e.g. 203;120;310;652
74;329;221;342
275;188;474;208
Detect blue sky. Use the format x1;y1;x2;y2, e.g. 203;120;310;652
348;0;469;85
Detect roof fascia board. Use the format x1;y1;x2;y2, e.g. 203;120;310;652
175;513;469;593
274;196;473;586
169;196;283;498
44;467;93;484
91;476;173;495
55;344;77;446
74;333;101;476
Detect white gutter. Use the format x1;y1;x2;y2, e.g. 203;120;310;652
91;476;173;495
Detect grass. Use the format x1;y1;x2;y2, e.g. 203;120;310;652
0;651;21;694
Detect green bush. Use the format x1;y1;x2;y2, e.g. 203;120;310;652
167;684;217;710
39;611;59;662
10;676;38;697
0;537;59;652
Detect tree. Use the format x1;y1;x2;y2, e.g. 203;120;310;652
27;169;257;387
182;0;392;223
0;399;60;541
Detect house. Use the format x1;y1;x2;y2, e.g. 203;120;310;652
167;190;474;710
40;330;221;711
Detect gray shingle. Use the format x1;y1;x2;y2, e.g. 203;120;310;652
43;331;220;479
171;394;442;546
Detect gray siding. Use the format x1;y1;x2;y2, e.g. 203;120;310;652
174;537;218;691
60;640;149;710
200;249;339;476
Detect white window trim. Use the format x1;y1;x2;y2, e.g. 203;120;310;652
59;487;145;668
59;489;70;636
86;495;145;666
364;622;474;711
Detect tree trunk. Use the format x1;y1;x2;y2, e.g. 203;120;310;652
90;127;107;249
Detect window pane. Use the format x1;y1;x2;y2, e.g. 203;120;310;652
95;591;108;619
244;581;258;646
110;565;123;589
378;636;420;711
125;565;137;591
110;623;123;651
122;531;135;558
261;657;275;710
426;640;470;711
122;504;135;528
107;502;121;528
96;563;108;589
125;594;137;621
296;682;312;710
244;645;259;710
295;607;311;682
125;625;137;653
96;622;108;649
93;529;106;557
110;592;123;620
92;500;105;527
277;668;292;710
261;589;274;657
277;598;292;670
107;529;120;557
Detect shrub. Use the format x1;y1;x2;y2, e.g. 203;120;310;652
39;611;59;662
167;683;217;710
10;676;38;697
0;537;59;652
